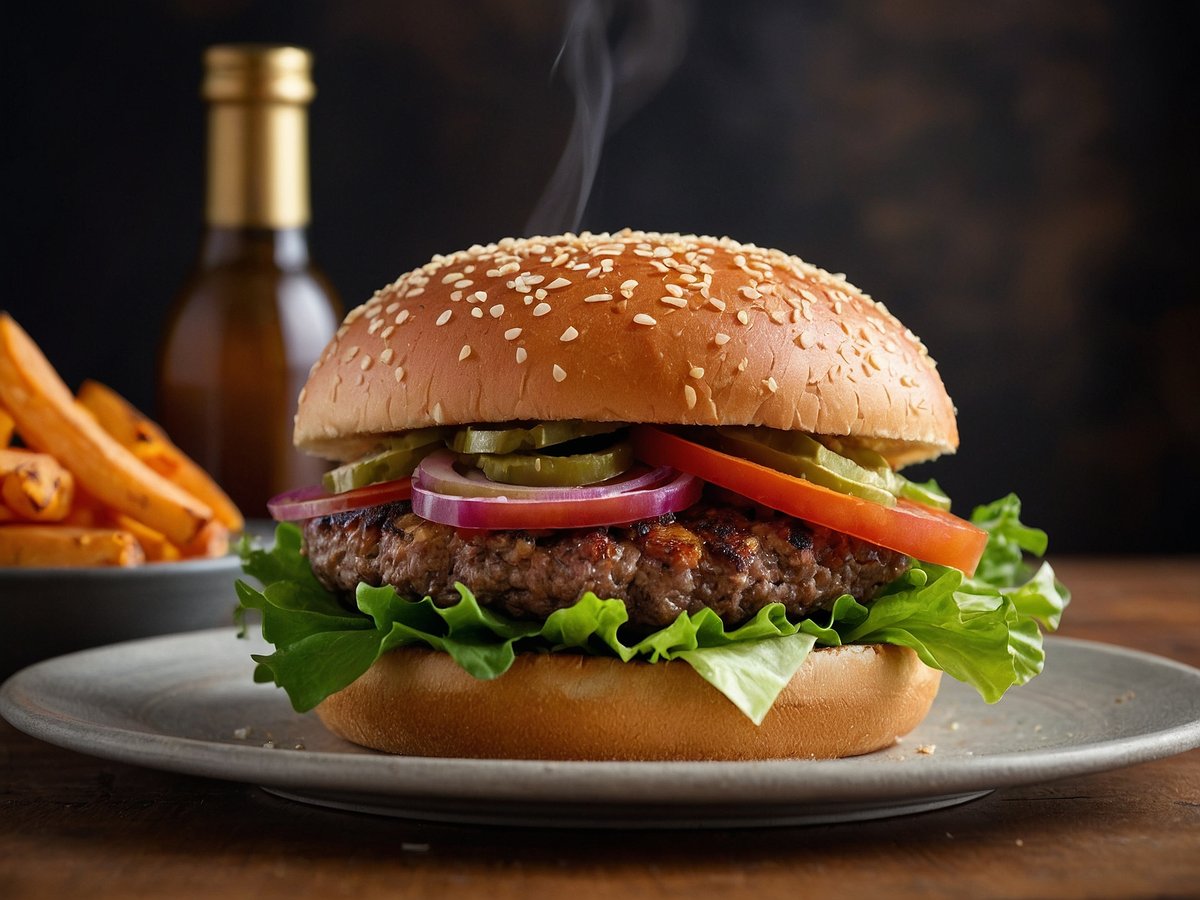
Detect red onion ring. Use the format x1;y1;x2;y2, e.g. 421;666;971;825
414;449;672;501
411;468;702;530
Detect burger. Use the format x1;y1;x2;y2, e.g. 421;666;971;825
237;229;1067;760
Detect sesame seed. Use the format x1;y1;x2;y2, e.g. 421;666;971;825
360;355;373;371
765;377;778;392
381;326;395;340
571;262;590;271
471;308;484;318
367;318;383;334
534;289;548;300
684;385;697;409
497;261;521;276
552;364;567;382
665;283;684;297
740;286;762;301
440;271;462;284
524;274;546;285
431;402;444;423
708;297;726;312
660;296;688;308
459;345;471;361
737;310;750;325
546;277;572;290
395;310;410;325
436;310;453;326
380;348;394;364
798;330;817;349
620;279;638;291
473;291;488;303
533;302;552;317
516;347;528;364
551;252;570;267
689;366;705;378
405;287;425;297
653;246;672;257
769;310;787;324
490;304;505;318
737;358;748;372
714;332;731;346
583;293;612;303
867;350;884;370
504;327;523;340
343;345;360;362
560;326;579;342
633;313;657;326
450;291;464;302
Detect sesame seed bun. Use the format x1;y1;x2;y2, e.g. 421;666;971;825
295;229;957;468
315;643;942;760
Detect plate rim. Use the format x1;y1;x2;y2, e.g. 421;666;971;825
3;631;1199;809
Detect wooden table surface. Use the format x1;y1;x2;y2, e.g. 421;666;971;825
2;557;1197;899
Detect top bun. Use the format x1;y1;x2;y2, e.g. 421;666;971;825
296;230;957;468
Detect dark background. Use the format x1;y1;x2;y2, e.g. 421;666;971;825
2;1;1196;553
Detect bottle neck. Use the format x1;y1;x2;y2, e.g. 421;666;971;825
198;226;311;269
205;100;310;228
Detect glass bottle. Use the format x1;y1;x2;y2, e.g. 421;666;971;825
158;45;341;518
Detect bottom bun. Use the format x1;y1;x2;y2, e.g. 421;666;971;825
315;644;942;761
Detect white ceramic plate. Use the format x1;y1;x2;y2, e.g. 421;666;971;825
3;630;1199;828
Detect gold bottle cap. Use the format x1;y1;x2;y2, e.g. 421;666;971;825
202;44;314;228
203;44;314;104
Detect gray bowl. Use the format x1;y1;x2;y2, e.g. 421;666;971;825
0;553;246;677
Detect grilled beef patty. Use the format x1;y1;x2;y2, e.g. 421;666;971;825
301;493;908;633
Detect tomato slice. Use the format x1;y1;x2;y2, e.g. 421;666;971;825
630;426;987;575
267;478;413;522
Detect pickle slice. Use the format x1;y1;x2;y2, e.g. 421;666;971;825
382;426;452;451
450;421;625;455
712;427;898;506
474;441;634;487
322;439;443;493
817;438;951;510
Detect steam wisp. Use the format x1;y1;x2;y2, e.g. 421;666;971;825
525;0;690;236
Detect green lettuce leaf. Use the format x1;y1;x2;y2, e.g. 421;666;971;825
236;495;1067;723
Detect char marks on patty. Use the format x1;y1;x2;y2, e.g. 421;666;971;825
302;494;908;633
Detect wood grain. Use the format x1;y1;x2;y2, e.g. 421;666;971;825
2;557;1198;900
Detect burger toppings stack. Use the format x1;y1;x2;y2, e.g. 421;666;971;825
237;230;1068;761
